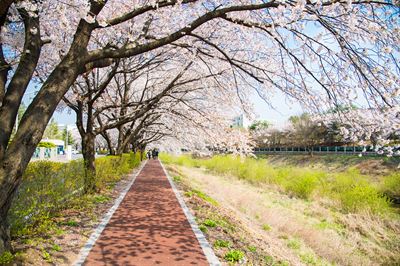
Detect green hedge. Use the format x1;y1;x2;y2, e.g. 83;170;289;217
37;142;57;148
9;152;141;238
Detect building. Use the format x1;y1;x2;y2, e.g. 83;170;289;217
41;139;65;154
230;114;250;128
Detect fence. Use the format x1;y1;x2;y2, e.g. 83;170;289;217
253;146;398;156
32;147;58;159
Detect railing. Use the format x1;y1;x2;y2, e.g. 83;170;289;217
253;146;398;156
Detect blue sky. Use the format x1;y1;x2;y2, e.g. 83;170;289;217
52;90;303;126
252;92;303;126
22;81;303;127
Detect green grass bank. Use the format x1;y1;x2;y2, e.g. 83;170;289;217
160;153;399;216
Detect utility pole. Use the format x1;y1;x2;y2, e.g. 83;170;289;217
15;113;18;131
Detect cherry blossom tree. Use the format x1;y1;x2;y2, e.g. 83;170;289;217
64;49;237;192
0;0;399;253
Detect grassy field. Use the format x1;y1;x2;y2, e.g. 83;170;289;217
161;153;400;265
161;153;399;215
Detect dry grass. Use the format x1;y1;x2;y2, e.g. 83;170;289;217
170;164;400;265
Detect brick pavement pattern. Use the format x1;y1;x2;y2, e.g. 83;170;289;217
83;160;209;266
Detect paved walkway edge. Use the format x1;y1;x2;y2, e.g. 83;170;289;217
160;161;221;266
74;161;147;266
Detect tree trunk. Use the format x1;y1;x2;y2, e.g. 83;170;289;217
0;9;106;254
0;153;28;254
0;212;11;255
116;126;125;155
0;170;14;255
102;133;115;155
82;134;96;194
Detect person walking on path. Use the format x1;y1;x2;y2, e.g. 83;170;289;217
152;149;158;159
146;150;152;160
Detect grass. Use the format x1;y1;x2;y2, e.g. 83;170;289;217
184;189;219;206
382;172;400;198
168;157;400;265
160;153;395;216
199;224;207;233
287;239;301;250
248;245;257;252
262;224;272;231
51;244;61;252
93;195;111;203
224;250;244;262
173;175;182;183
214;239;231;248
300;253;317;265
0;251;14;264
63;220;79;227
41;248;51;262
203;219;217;227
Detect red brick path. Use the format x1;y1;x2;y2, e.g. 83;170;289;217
83;160;209;266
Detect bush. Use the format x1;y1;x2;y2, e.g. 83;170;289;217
95;153;141;188
37;142;57;148
9;153;141;239
339;184;390;214
382;172;400;198
283;170;323;199
10;160;84;237
161;154;394;215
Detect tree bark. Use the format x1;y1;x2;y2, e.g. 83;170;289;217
101;132;115;155
82;133;96;194
0;163;16;254
116;126;125;155
0;13;100;253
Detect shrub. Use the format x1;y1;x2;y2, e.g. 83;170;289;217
284;171;323;199
9;153;140;239
382;172;400;198
339;184;390;214
37;142;57;148
162;154;395;216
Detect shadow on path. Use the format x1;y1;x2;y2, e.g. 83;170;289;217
83;160;209;266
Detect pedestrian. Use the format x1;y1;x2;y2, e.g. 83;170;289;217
146;150;152;160
152;149;158;160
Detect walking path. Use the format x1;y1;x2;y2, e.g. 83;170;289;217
76;160;218;266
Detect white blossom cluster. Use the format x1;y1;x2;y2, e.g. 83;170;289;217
3;0;399;152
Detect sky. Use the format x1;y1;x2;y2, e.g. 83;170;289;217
22;81;304;128
52;91;303;127
251;91;303;127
